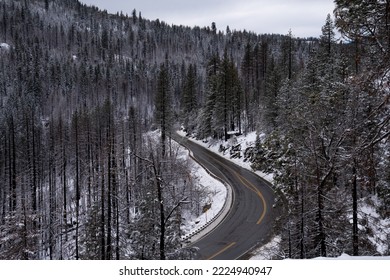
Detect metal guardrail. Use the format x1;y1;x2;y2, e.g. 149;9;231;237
174;135;233;244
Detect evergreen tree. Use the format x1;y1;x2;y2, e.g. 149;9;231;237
1;0;388;260
320;14;336;57
253;16;355;258
335;0;390;59
181;64;198;133
155;61;172;157
196;53;220;139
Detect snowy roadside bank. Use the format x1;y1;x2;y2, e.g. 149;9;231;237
176;130;390;260
175;130;280;258
175;139;229;244
176;130;274;184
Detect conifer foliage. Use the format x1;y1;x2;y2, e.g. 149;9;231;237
251;6;390;258
0;0;388;259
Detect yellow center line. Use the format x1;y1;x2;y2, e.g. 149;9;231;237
190;147;268;259
212;156;268;225
207;242;237;260
235;173;267;224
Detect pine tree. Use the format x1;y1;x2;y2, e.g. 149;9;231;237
241;42;255;132
320;14;336;57
155;61;172;157
181;64;198;133
334;0;390;59
335;0;390;255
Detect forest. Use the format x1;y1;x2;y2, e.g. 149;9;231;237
0;0;389;259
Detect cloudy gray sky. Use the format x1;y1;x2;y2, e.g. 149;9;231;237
79;0;336;38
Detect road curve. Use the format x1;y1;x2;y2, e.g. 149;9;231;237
173;133;278;260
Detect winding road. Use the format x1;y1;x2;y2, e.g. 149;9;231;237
173;133;278;260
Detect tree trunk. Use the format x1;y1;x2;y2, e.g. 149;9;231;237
62;132;67;242
157;176;165;260
352;162;359;256
9;116;17;213
317;182;326;257
300;184;305;259
151;155;165;260
74;113;80;260
100;152;106;260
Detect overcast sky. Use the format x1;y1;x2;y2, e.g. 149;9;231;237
79;0;336;38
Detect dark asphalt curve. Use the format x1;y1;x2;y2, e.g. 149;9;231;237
172;133;278;260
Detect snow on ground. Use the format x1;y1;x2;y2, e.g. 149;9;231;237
0;43;10;50
142;130;227;242
177;130;274;184
176;129;390;259
150;133;227;241
357;196;390;255
176;130;279;253
313;253;390;260
249;235;282;260
179;151;227;240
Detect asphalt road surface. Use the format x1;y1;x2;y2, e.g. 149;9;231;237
173;133;278;260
